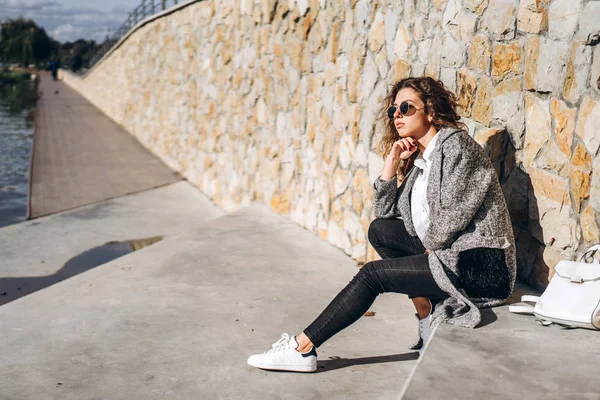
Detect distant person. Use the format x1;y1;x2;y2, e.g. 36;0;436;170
246;76;516;372
49;61;58;80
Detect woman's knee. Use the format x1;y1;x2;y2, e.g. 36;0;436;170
356;261;384;293
368;219;387;246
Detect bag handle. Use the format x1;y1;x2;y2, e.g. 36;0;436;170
579;244;600;264
508;295;540;315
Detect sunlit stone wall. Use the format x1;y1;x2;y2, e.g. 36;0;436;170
62;0;600;289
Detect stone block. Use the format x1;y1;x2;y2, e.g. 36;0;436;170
523;93;551;167
569;167;591;213
417;39;432;64
481;0;518;40
525;37;569;93
353;0;372;32
441;34;467;68
339;133;356;169
413;14;427;41
440;68;457;93
529;168;580;252
492;77;525;149
368;11;386;54
361;51;379;101
524;35;540;90
534;245;566;285
424;34;443;79
535;141;569;178
517;0;547;34
459;13;478;40
563;41;592;104
550;98;576;158
384;10;399;64
474;127;507;177
456;68;477;117
393;21;411;60
327;220;352;254
391;59;411;82
472;76;493;125
576;1;600;45
513;226;540;282
571;142;592;170
591;157;600;213
581;204;600;245
467;34;491;74
575;96;600;157
367;151;385;187
464;0;488;15
492;41;523;81
548;0;580;40
442;0;461;38
502;167;531;226
592;47;600;94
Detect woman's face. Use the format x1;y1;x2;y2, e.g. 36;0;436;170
392;88;433;139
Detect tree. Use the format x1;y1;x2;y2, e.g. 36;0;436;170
0;18;101;71
0;18;57;66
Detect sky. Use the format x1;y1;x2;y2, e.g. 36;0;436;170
0;0;143;42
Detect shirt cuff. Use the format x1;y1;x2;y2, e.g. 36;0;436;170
373;175;397;191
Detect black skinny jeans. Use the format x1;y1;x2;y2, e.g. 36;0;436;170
303;218;448;348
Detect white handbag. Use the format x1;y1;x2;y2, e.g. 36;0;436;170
509;244;600;330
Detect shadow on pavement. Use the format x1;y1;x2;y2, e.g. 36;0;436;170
0;236;162;306
316;352;419;373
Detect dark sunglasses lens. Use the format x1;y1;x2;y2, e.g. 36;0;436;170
387;106;396;119
400;102;415;116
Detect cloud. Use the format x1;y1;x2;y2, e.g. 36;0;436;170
4;0;59;9
49;23;75;42
0;1;134;42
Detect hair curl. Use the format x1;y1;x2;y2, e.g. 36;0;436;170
375;76;467;178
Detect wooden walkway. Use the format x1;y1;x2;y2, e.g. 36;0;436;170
28;73;182;218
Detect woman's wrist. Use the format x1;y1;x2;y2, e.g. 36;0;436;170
380;167;398;181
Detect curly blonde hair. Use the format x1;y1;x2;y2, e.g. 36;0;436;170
376;76;467;178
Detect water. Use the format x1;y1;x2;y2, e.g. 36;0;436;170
0;96;33;228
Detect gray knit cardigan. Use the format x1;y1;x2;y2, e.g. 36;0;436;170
372;127;516;329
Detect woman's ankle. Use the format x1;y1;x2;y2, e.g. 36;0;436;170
295;332;315;353
412;297;432;320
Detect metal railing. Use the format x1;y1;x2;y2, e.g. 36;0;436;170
88;0;182;69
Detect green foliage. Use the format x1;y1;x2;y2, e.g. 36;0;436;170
0;71;37;113
0;18;102;71
0;71;31;84
0;18;57;66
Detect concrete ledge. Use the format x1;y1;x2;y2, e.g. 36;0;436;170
401;283;600;399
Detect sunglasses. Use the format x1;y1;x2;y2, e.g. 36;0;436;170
387;102;424;119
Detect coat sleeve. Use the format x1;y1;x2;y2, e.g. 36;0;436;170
372;175;401;219
426;144;494;249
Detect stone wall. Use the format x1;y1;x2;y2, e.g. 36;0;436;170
63;0;600;289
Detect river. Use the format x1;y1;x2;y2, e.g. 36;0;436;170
0;96;33;228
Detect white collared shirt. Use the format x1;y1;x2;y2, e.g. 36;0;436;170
411;133;440;243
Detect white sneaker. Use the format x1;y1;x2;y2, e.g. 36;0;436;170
409;313;424;350
247;333;317;372
417;315;432;356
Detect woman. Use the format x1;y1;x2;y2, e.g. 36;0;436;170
247;76;516;372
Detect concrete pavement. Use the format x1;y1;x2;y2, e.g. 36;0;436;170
29;73;181;219
1;190;421;399
0;181;223;306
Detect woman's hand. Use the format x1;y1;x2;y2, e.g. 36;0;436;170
381;137;419;180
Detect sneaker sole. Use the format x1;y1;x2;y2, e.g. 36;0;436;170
247;360;316;373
